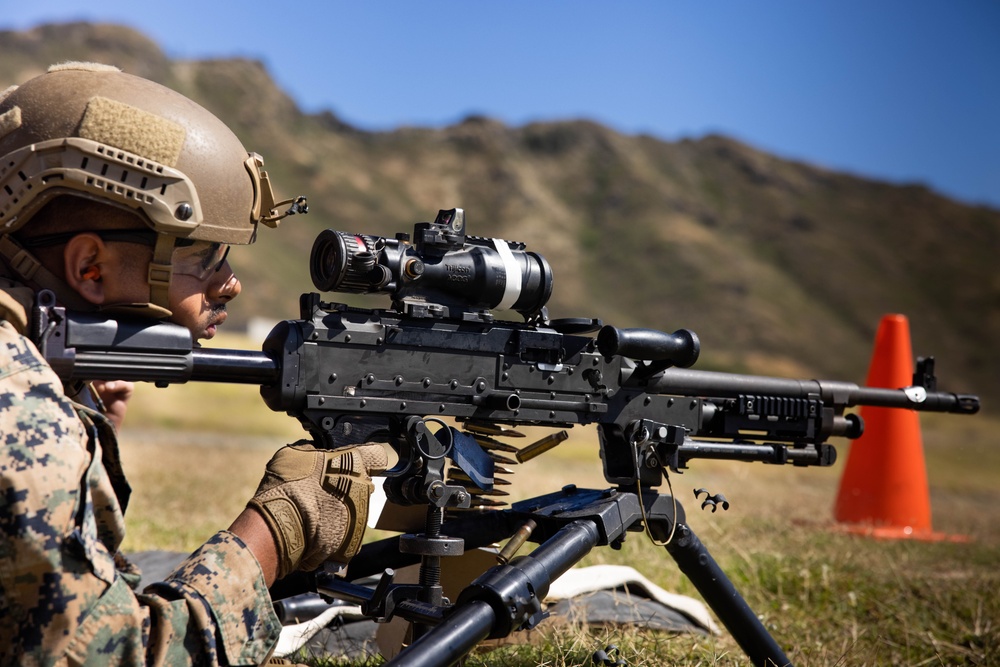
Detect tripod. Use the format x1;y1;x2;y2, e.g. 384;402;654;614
313;484;791;667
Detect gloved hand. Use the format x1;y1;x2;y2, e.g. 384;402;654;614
247;442;388;579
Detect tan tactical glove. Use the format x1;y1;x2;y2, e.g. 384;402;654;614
247;442;388;579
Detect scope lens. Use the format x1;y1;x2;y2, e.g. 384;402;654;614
310;229;389;294
310;229;351;291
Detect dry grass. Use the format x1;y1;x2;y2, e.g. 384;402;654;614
117;431;277;552
116;352;999;666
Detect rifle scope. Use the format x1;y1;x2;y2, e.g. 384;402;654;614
310;208;553;318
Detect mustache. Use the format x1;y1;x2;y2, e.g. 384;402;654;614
206;304;229;327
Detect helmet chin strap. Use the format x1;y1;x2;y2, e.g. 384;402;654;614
144;233;177;318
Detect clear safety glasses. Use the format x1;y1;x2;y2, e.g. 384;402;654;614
171;240;231;280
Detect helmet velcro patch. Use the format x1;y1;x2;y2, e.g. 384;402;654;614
47;61;122;73
78;96;186;168
0;106;21;141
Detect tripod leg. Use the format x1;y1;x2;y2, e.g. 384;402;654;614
665;523;792;667
384;518;601;667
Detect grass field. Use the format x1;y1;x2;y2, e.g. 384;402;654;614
117;335;999;666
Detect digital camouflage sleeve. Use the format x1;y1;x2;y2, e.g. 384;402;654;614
0;319;282;666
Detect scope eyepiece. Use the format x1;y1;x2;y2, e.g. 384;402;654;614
309;208;553;320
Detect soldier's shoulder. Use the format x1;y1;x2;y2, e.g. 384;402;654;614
0;319;81;443
0;319;45;371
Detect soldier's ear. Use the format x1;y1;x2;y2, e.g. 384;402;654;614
63;233;107;305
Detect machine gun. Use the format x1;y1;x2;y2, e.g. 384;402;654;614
32;208;980;667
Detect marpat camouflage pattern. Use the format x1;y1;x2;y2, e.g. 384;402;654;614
0;318;281;666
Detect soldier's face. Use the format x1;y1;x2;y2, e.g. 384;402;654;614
109;240;242;342
166;254;242;342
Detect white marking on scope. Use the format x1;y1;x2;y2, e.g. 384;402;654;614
493;238;521;310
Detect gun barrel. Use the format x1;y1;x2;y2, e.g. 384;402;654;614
847;386;979;414
650;368;979;414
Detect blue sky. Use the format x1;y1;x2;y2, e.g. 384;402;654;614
4;1;999;209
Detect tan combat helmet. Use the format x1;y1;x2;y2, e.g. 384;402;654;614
0;62;303;315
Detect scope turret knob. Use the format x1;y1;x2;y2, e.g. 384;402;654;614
352;251;375;272
403;258;424;280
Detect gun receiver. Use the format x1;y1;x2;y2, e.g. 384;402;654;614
30;208;981;667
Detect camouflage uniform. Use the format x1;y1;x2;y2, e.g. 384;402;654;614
0;288;281;666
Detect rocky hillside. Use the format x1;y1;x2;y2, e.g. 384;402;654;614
2;23;997;408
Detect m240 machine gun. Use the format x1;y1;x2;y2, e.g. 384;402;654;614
33;208;980;667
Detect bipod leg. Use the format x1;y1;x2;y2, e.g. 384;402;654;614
664;522;791;667
385;518;601;667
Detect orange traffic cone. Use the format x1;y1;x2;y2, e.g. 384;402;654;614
833;314;964;541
